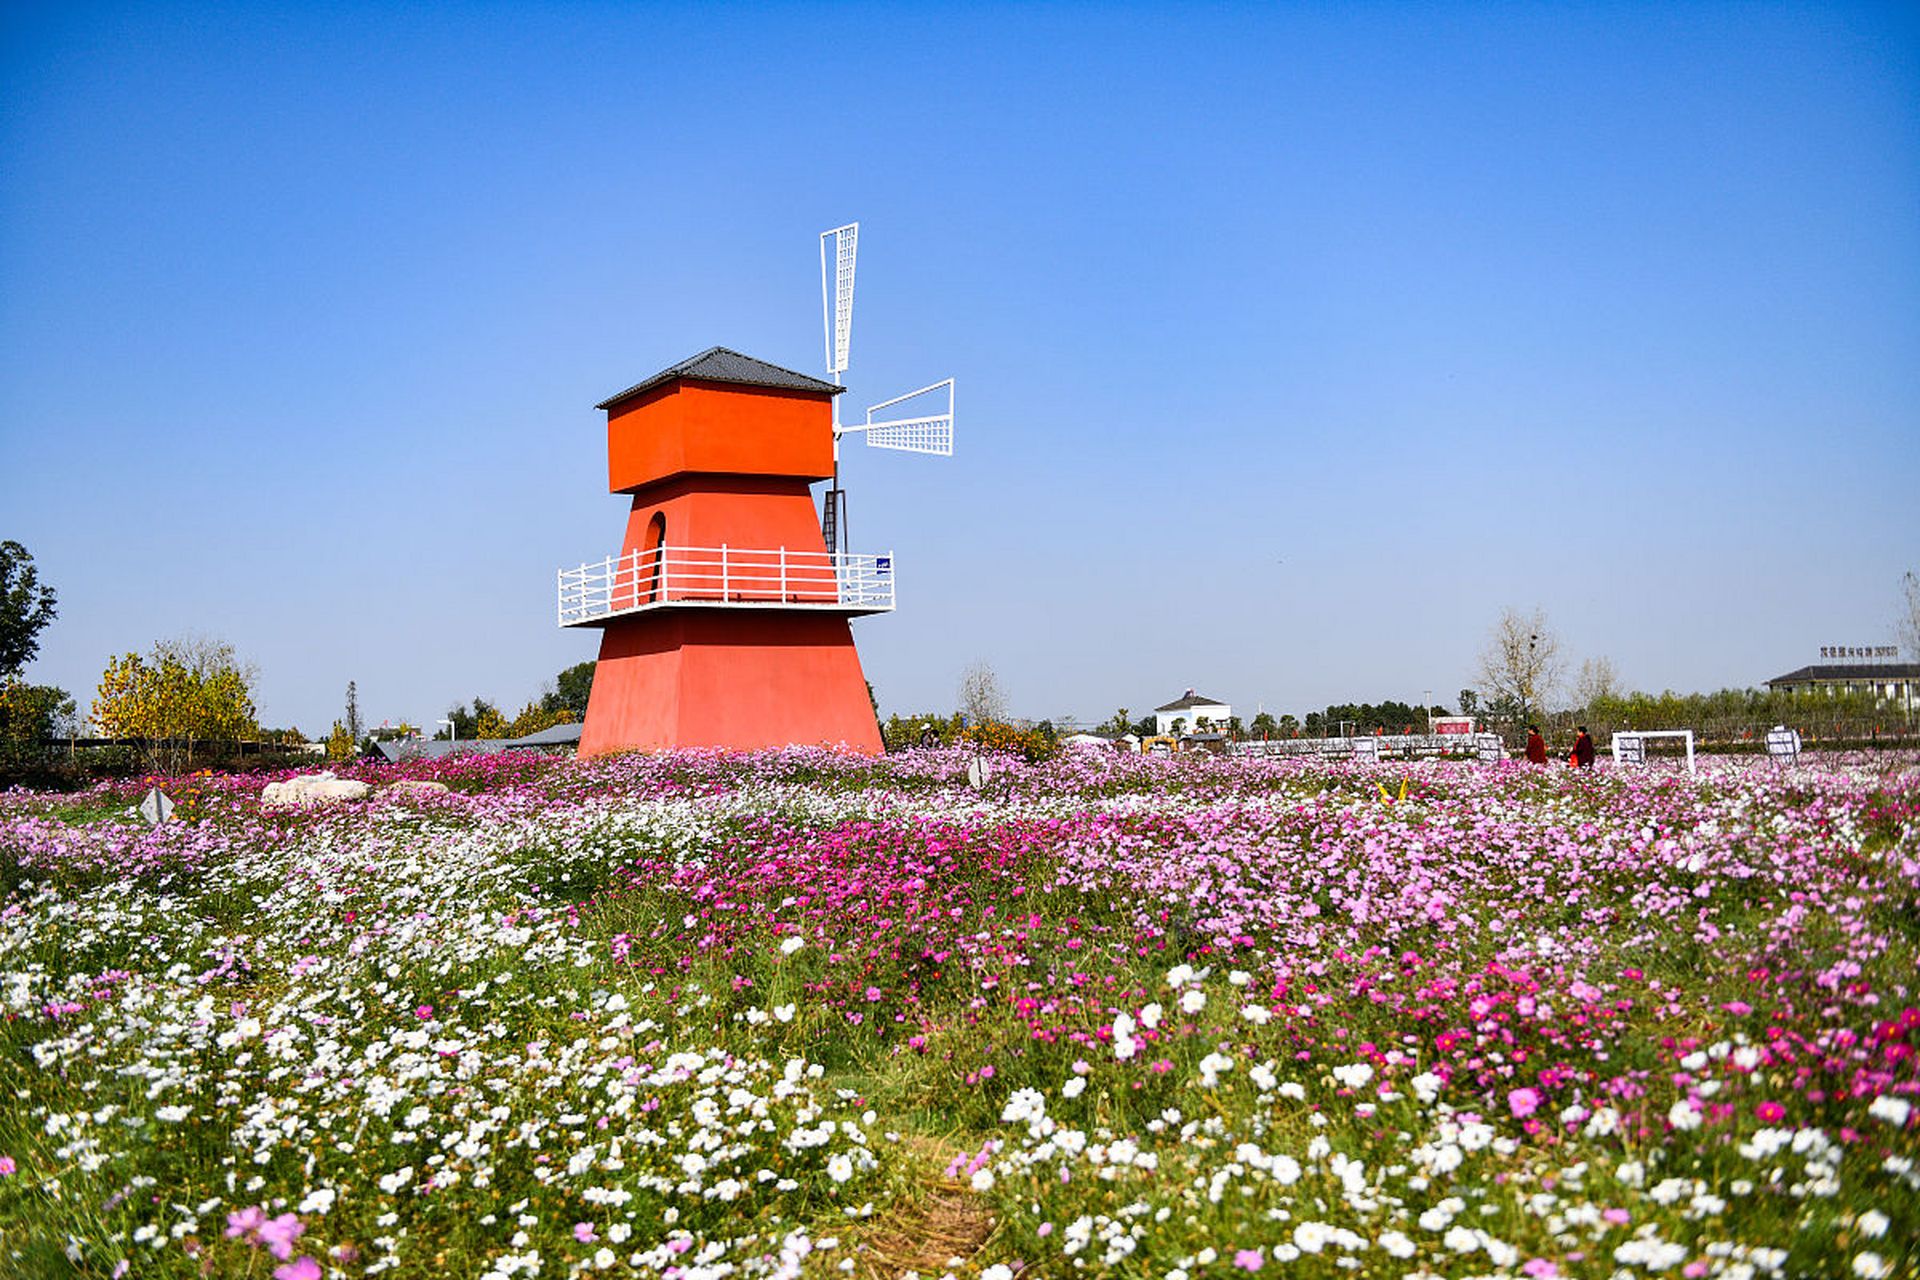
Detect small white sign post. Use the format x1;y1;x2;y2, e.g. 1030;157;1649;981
138;788;175;826
966;758;995;790
1474;733;1505;764
1350;737;1381;762
1611;730;1696;775
1764;726;1802;766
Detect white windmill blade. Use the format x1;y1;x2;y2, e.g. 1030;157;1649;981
863;378;955;456
819;223;858;376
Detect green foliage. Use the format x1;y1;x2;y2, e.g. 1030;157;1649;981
1315;699;1446;734
0;679;79;787
541;661;595;720
881;711;964;751
0;540;57;677
437;698;499;741
0;679;75;746
1587;686;1887;728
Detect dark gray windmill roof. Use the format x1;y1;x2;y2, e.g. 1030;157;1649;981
596;347;846;410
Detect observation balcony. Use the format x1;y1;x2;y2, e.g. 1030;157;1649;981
557;544;894;627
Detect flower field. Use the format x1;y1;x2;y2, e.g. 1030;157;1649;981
1;749;1916;1279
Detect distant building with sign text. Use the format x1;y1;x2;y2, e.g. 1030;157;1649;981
1767;650;1919;711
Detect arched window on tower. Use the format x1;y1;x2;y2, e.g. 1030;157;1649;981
642;512;666;603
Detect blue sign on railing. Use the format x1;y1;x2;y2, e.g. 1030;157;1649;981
875;557;891;574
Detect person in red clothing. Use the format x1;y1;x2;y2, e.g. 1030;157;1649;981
1525;725;1549;764
1571;726;1596;768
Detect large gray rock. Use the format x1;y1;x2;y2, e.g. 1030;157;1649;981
386;779;451;796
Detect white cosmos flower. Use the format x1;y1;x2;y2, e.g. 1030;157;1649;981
970;1168;994;1191
780;935;805;955
1868;1096;1911;1127
826;1154;853;1183
1331;1062;1374;1089
1061;1077;1086;1099
1180;989;1207;1014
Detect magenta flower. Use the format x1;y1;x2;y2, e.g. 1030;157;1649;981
414;1004;433;1019
1522;1261;1560;1278
1508;1087;1541;1118
258;1213;305;1261
0;1156;14;1176
225;1206;266;1239
274;1259;322;1280
1754;1100;1785;1123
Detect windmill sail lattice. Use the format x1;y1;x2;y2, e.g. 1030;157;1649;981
817;222;956;552
864;380;955;456
821;224;857;378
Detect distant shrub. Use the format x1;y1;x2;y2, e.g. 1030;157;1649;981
956;720;1057;763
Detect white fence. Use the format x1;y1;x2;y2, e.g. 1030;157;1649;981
558;545;895;627
1232;733;1505;762
1611;729;1696;774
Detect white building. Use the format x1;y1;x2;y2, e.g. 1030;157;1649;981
1153;689;1232;737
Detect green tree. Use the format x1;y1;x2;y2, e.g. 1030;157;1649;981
437;698;498;741
1102;708;1133;737
0;541;58;676
344;681;363;743
0;679;76;748
1277;714;1300;736
542;661;596;719
1249;711;1278;739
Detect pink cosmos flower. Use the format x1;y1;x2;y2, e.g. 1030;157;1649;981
226;1206;266;1238
274;1259;322;1280
414;1004;433;1019
574;1223;598;1243
258;1213;305;1260
1509;1087;1541;1118
1523;1262;1560;1278
1234;1249;1264;1271
1754;1100;1786;1123
0;1156;14;1175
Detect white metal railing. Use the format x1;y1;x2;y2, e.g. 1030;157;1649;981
558;544;894;626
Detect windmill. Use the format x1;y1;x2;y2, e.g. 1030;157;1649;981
817;222;955;556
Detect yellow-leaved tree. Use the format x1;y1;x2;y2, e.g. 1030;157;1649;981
507;701;573;738
93;636;259;773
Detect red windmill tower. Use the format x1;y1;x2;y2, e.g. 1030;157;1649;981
559;224;953;755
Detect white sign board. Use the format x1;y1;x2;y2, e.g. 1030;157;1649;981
1474;734;1505;764
1765;726;1802;764
967;758;994;790
138;788;175;826
1350;737;1381;762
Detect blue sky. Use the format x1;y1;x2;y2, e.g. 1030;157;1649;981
3;1;1916;732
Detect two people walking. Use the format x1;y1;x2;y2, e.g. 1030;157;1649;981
1525;724;1595;768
